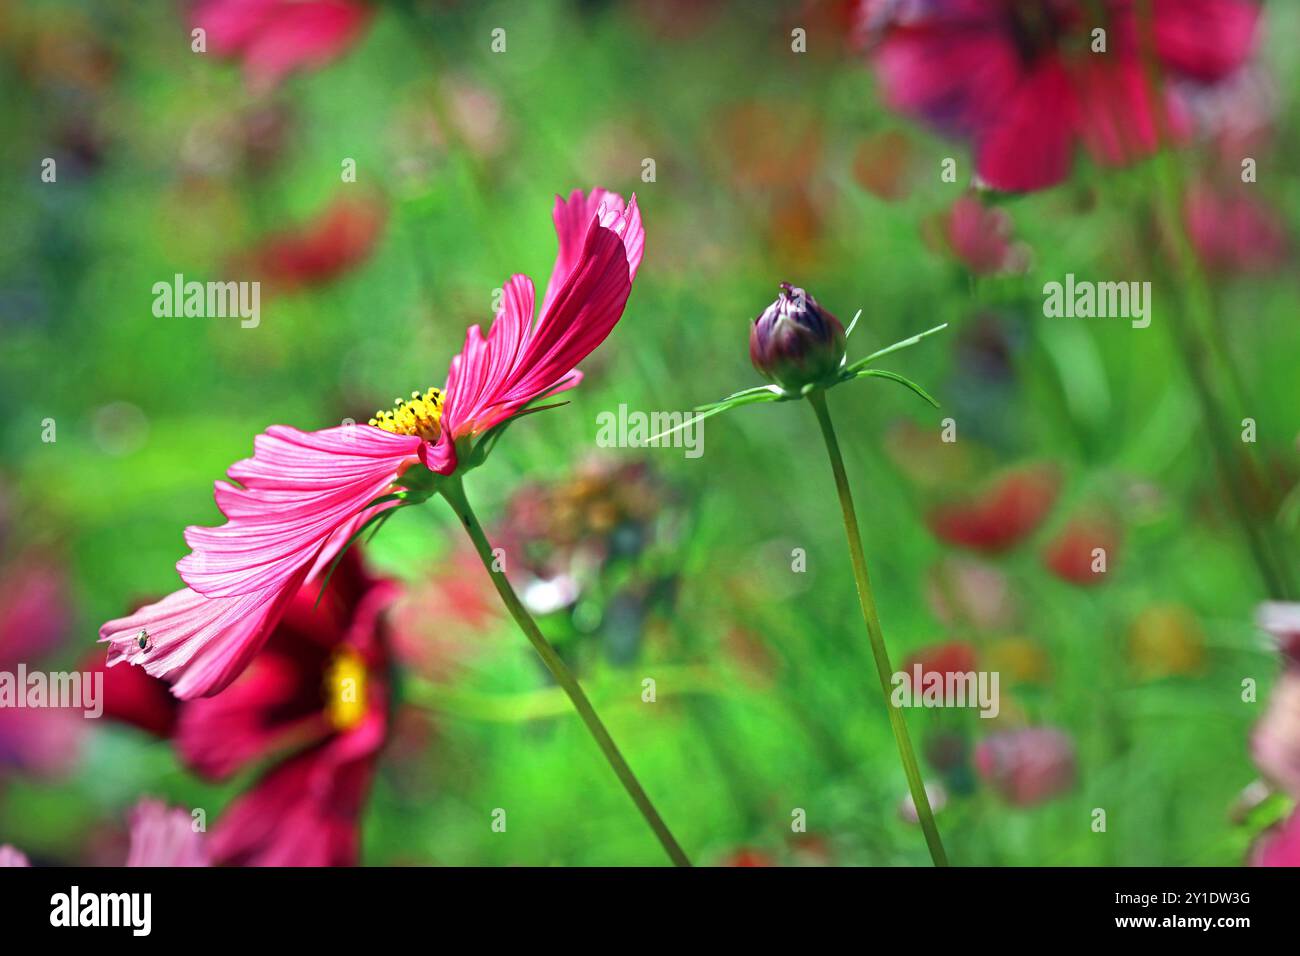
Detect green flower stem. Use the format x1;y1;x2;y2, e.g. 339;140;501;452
1149;157;1294;601
1134;0;1294;600
439;475;692;867
807;389;950;867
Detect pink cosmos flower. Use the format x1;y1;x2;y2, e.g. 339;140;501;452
1183;179;1289;275
932;194;1029;275
1251;670;1300;800
193;552;394;867
1;799;208;868
125;799;211;867
975;726;1077;805
0;845;29;867
1251;808;1300;867
857;0;1262;191
99;189;642;700
426;190;644;475
0;559;83;776
193;0;374;91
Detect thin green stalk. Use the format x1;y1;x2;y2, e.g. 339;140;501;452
807;389;950;867
439;476;692;867
1134;0;1295;600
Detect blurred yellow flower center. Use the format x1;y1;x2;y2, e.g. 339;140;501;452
325;648;367;731
369;387;444;441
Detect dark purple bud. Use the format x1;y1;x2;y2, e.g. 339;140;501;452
749;283;846;391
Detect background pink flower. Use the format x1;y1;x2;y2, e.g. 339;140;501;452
858;0;1262;191
125;799;210;867
975;727;1078;805
1183;179;1289;274
193;0;374;90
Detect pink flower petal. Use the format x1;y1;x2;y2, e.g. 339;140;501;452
177;425;420;599
0;845;29;867
975;59;1078;192
429;190;644;474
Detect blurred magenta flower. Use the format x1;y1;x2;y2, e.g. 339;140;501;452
1250;808;1300;867
1183;180;1289;274
3;799;208;867
99;551;395;866
926;463;1061;553
856;0;1261;191
125;799;210;867
975;727;1077;805
1257;602;1300;666
0;845;28;867
925;556;1017;632
930;194;1029;275
0;560;83;776
1251;671;1300;799
193;0;374;90
184;551;393;866
99;189;641;699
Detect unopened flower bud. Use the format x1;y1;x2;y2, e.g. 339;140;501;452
749;283;846;391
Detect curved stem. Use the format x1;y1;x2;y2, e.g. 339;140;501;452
439;476;692;867
807;389;950;867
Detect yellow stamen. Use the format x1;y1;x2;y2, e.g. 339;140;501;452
325;648;367;731
368;386;444;441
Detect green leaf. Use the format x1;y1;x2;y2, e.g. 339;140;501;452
845;322;948;374
643;387;783;445
848;368;941;407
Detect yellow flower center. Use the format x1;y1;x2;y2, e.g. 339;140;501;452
325;648;368;731
369;387;444;441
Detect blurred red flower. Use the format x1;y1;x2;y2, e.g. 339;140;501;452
1042;510;1122;586
926;463;1060;553
233;195;386;292
903;641;979;683
97;550;396;866
719;848;775;867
